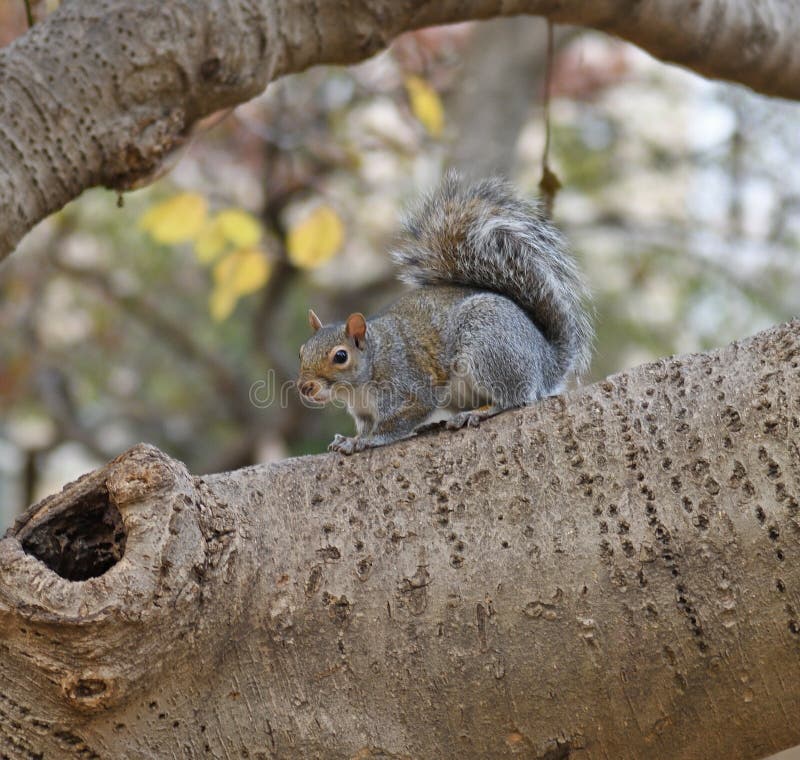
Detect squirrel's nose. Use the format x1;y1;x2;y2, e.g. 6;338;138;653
298;381;317;397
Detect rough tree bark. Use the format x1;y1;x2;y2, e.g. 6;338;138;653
1;320;798;759
2;0;800;258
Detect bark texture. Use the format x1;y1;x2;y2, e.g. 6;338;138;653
2;0;800;258
1;320;798;759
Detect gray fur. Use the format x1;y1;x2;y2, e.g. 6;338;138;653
297;174;594;454
393;171;593;377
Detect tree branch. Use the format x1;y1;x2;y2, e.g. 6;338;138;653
1;320;798;758
2;0;800;259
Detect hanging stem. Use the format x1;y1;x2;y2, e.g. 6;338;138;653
541;21;554;170
22;0;35;28
538;20;561;215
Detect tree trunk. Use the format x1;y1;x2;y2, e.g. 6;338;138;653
2;0;800;259
445;17;572;179
1;319;798;759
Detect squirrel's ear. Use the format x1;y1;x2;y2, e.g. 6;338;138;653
308;309;323;332
345;313;367;349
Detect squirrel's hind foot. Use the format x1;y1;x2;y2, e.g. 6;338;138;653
446;407;499;430
328;434;367;455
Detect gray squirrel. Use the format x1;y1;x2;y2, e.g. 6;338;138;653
296;172;593;454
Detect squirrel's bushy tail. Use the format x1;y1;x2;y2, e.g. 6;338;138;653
392;172;593;378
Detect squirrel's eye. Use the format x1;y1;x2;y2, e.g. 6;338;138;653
332;349;348;364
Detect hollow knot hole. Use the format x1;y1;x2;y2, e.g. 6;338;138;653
20;485;127;581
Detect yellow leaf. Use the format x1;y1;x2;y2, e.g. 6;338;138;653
195;222;228;264
286;206;344;270
209;288;237;322
209;248;272;321
215;209;262;247
405;75;444;138
212;248;271;293
195;209;262;264
140;193;208;244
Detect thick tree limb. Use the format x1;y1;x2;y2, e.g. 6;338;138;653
2;0;800;259
1;320;798;758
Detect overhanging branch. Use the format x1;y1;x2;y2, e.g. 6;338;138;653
2;0;800;259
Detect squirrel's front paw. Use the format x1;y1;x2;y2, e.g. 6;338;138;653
446;411;483;430
328;434;367;455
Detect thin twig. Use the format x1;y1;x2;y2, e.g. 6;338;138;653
538;20;562;215
541;21;554;170
22;0;34;28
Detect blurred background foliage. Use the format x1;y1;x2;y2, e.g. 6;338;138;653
2;5;800;532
